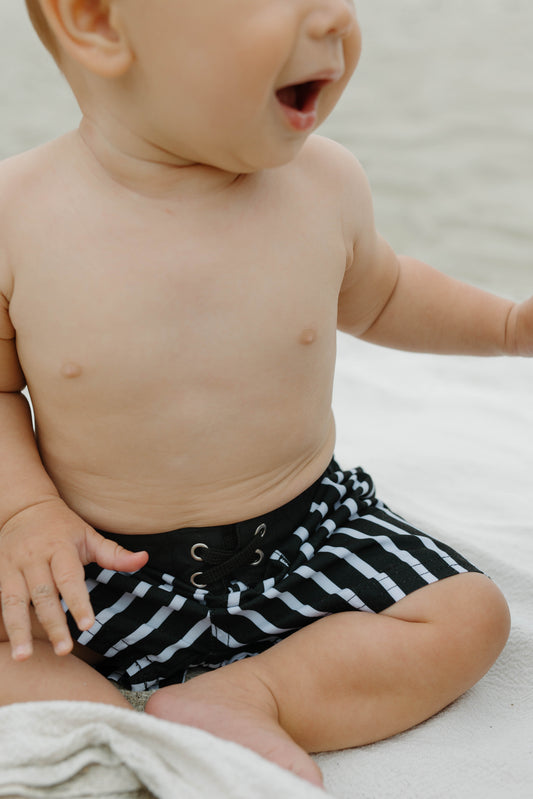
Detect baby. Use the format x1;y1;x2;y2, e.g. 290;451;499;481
0;0;529;787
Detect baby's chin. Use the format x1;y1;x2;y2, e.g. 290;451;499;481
198;141;313;176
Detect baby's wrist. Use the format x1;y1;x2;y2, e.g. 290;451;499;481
506;298;533;357
0;494;65;533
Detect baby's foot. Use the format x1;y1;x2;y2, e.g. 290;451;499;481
145;667;323;787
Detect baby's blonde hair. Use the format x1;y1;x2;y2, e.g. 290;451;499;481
25;0;61;63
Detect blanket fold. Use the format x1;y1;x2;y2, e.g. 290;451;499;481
0;701;330;799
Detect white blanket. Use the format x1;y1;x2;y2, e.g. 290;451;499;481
0;701;328;799
1;337;532;798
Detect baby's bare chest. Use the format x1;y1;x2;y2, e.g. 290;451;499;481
11;213;347;403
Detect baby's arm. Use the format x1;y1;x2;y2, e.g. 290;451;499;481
0;298;147;660
336;149;533;356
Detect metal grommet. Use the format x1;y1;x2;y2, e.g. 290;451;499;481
190;572;207;588
252;548;264;566
191;543;208;562
254;523;267;538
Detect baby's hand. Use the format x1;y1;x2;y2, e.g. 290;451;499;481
0;499;148;661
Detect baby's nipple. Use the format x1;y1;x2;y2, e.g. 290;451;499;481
299;328;317;345
60;361;83;379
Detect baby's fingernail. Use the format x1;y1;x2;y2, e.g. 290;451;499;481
79;617;94;630
54;641;71;656
12;645;32;660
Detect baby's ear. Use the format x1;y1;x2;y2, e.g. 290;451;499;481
39;0;133;77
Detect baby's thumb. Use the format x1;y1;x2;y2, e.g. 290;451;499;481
86;530;149;572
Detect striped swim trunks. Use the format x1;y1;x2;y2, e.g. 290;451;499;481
66;459;481;691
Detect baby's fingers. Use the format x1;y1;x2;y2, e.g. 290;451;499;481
86;529;148;573
26;566;73;656
50;547;95;634
0;572;33;660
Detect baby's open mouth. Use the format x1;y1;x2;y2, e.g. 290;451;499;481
276;80;324;113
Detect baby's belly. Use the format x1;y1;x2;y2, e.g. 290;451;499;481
37;404;337;533
25;287;339;532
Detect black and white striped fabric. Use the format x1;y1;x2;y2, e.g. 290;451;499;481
65;460;481;691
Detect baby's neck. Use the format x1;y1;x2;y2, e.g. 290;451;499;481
77;116;243;199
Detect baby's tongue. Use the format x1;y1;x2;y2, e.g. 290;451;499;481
277;86;298;109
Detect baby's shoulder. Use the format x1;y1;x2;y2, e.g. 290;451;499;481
0;137;72;292
291;135;373;216
0;137;67;204
296;135;368;189
287;136;374;238
0;150;36;289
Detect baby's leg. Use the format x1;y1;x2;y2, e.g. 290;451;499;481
0;610;131;708
145;573;509;784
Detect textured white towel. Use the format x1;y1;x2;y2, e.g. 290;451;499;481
0;701;330;799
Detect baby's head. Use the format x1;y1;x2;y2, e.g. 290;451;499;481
26;1;361;174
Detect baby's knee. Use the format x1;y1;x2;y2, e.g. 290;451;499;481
386;572;511;667
435;573;510;673
446;574;511;689
459;572;510;651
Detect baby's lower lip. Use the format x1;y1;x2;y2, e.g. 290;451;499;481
276;81;327;132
